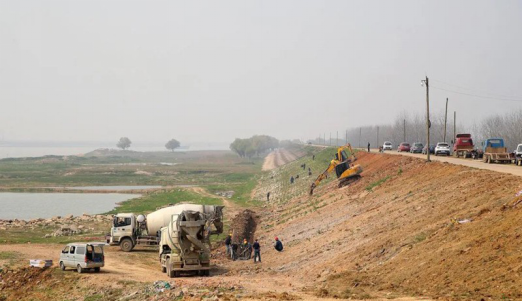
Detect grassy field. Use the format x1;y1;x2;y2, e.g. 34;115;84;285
0;150;262;188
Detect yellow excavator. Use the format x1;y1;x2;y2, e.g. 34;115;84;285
309;144;363;195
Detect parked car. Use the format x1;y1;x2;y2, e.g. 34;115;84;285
434;142;451;156
397;142;411;152
410;142;424;153
514;144;522;166
59;243;105;273
382;141;393;151
422;144;435;154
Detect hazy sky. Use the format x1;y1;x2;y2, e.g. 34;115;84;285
1;0;521;145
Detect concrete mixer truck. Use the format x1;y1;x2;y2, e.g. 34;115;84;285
159;207;224;277
108;204;224;252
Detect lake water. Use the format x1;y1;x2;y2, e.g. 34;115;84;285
64;186;162;191
0;193;140;220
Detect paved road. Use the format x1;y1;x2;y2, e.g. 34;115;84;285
368;149;522;177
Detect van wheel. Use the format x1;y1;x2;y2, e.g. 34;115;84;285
161;266;166;273
120;238;134;252
94;267;100;273
60;262;65;271
77;265;83;274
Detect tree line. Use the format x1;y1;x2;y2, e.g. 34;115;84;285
311;108;522;151
229;135;279;158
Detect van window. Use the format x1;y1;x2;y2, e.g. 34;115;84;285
114;217;132;227
62;246;70;254
69;246;76;254
76;247;86;255
93;246;103;254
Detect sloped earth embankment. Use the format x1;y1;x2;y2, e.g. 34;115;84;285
256;151;522;300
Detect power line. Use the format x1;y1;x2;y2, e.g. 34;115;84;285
430;85;522;102
430;78;522;100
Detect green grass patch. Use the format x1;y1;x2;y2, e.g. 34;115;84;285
0;251;19;260
106;189;222;214
365;176;391;192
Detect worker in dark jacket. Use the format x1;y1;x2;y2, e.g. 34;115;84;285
274;237;283;252
225;233;232;258
253;239;261;263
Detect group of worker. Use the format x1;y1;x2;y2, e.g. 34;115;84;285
225;234;283;263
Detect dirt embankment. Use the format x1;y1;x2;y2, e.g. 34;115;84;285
256;151;522;300
262;148;303;171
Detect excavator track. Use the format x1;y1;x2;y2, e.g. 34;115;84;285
338;175;361;188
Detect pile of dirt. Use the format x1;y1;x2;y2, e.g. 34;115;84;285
230;210;258;244
0;267;55;300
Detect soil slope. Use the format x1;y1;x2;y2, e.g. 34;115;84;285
256;151;522;300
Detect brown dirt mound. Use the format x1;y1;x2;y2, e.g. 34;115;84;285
0;267;55;300
230;210;258;244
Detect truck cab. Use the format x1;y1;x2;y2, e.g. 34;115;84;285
109;213;137;251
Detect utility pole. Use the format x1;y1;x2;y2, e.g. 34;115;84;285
422;76;431;162
324;133;326;145
376;126;380;148
336;131;338;146
329;132;331;146
453;111;456;144
403;119;406;142
444;98;448;142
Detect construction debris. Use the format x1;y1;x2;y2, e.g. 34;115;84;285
29;259;52;269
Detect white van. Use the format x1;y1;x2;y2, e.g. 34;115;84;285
59;243;105;273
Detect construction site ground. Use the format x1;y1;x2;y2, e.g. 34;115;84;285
2;147;522;300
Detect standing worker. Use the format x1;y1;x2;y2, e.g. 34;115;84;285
312;154;315;160
225;233;232;258
290;176;294;184
367;142;370;152
267;191;270;202
253;239;261;263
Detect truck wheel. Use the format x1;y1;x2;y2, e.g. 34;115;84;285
60;261;65;271
161;266;166;273
166;258;175;278
77;265;83;274
120;238;134;252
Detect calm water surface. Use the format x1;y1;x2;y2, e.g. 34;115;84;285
0;193;140;220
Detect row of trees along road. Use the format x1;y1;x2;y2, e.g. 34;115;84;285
116;137;181;151
309;109;522;152
230;135;279;158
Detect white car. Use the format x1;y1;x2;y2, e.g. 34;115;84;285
59;243;105;273
434;142;451;156
382;141;393;151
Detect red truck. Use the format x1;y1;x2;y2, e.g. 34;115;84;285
453;134;474;158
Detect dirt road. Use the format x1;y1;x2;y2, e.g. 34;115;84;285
377;149;522;177
262;148;301;171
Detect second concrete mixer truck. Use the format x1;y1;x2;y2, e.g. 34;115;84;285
108;204;224;252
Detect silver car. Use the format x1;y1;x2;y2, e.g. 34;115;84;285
59;243;105;273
